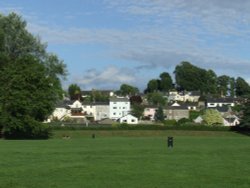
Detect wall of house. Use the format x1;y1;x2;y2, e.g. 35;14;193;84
109;100;130;120
164;109;189;121
94;105;110;121
52;108;70;120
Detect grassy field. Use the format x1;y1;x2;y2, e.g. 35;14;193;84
0;130;249;188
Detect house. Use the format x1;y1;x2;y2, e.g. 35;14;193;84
164;102;189;121
223;115;240;126
94;102;110;121
118;114;138;124
51;100;71;121
168;91;200;102
194;114;239;126
109;96;130;120
206;98;235;108
143;105;158;120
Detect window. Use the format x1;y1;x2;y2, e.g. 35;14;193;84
123;120;127;123
131;119;135;122
113;113;116;115
113;107;117;109
123;107;126;109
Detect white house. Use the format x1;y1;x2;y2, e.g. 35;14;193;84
51;101;71;121
95;102;110;121
207;98;235;108
119;114;138;124
168;91;200;102
109;96;130;120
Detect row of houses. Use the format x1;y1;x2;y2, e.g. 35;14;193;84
50;96;139;124
50;89;240;126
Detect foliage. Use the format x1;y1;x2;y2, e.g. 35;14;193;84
145;79;159;93
117;84;139;96
239;100;250;129
68;84;81;100
129;95;143;105
131;104;144;119
189;110;202;120
0;13;66;139
90;90;109;102
159;72;173;92
154;106;164;122
177;118;191;125
217;75;230;97
163;119;177;126
174;61;208;93
202;109;223;126
235;77;250;97
146;92;166;106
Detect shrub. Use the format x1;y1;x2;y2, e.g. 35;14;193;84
2;116;51;139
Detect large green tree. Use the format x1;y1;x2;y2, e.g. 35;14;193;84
217;75;230;97
239;99;250;130
146;92;166;106
174;61;208;93
235;77;250;97
159;72;173;92
118;84;139;96
68;84;81;100
0;13;66;139
145;79;159;93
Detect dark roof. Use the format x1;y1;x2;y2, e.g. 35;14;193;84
207;97;235;103
209;105;229;113
82;102;109;106
110;97;129;102
55;100;71;108
165;104;189;110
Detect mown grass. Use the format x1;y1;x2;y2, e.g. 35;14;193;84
0;130;249;188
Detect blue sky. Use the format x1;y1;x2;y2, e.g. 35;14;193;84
1;0;250;91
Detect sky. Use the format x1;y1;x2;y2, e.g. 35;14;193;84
1;0;250;91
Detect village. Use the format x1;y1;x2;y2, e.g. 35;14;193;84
49;89;241;127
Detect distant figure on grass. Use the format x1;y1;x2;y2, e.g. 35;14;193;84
62;135;71;139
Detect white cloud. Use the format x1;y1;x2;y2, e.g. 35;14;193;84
73;66;138;90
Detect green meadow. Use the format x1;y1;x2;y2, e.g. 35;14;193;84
0;130;249;188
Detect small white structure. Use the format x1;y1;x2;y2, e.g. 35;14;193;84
207;98;235;108
223;115;240;126
119;114;138;124
109;97;130;120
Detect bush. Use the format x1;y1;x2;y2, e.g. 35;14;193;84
177;118;191;125
163;120;177;126
2;116;51;139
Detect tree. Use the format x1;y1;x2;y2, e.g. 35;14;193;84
174;61;208;92
159;72;173;92
205;70;218;95
68;84;81;100
229;77;235;97
0;13;66;139
118;84;139;96
131;104;144;119
145;79;159;93
155;106;164;122
239;99;250;129
235;77;250;97
202;109;223;126
147;92;166;106
217;75;230;97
